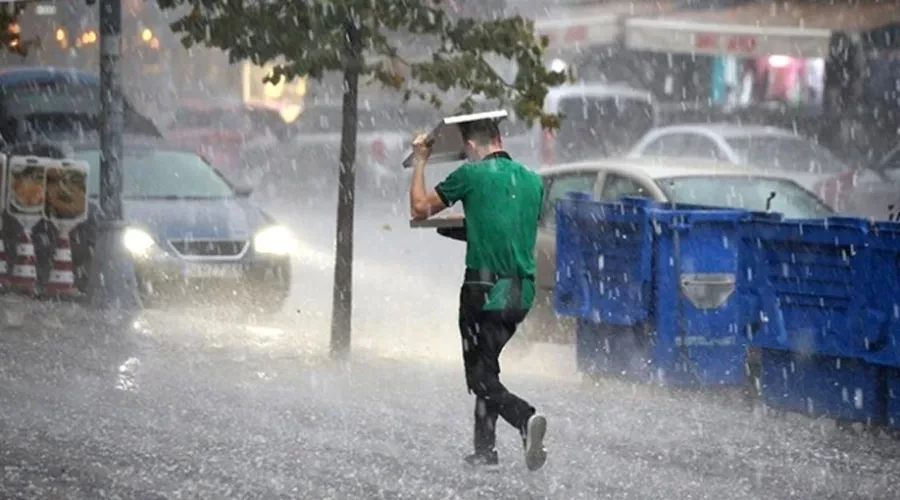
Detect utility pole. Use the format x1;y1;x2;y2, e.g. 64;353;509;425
87;0;142;312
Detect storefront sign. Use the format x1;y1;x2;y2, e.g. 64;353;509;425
535;15;620;49
694;33;758;54
35;4;57;16
625;17;832;58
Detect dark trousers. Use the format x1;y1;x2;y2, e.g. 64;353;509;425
458;281;536;455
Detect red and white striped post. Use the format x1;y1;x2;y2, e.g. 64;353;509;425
6;156;48;296
44;160;90;297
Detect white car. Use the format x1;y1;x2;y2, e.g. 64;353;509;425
627;123;851;192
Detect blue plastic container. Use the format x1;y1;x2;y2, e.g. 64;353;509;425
866;222;900;369
736;212;785;348
565;197;751;387
554;193;593;318
566;196;655;326
744;217;879;360
649;202;751;386
760;348;884;424
553;193;590;317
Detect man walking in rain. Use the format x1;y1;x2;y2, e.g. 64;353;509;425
409;119;548;471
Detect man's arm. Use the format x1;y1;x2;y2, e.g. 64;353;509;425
409;152;448;221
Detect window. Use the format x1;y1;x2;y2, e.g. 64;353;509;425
640;133;691;157
724;136;847;174
540;172;597;225
656;175;833;219
1;82;97;117
74;148;236;199
687;135;726;161
600;174;651;201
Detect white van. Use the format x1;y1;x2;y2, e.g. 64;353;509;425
468;82;657;171
537;82;658;167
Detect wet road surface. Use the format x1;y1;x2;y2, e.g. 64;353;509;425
2;198;899;499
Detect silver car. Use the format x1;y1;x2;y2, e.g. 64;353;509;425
627;123;851;193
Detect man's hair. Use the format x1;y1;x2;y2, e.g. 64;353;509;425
460;119;501;146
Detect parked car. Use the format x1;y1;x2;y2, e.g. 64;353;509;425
627;123;852;194
539;82;658;167
519;156;835;345
19;135;294;313
821;143;900;220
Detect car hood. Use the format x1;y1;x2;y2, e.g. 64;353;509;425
122;197;272;241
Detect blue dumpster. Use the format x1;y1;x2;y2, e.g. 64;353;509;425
554;191;598;319
867;222;900;369
560;197;751;387
745;217;876;358
869;222;900;430
556;196;655;326
759;349;884;424
744;216;884;422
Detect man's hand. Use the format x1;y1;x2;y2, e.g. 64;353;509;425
409;131;446;220
412;131;432;164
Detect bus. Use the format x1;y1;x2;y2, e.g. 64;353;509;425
0;66;160;145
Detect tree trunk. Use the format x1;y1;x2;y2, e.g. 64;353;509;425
330;19;362;358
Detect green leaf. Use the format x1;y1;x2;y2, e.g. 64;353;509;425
159;0;566;129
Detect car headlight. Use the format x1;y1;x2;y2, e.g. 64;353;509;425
254;226;296;255
123;228;156;258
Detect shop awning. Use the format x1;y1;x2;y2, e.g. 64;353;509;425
624;1;900;58
534;1;674;50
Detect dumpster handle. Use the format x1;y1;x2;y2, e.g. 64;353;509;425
671;217;704;384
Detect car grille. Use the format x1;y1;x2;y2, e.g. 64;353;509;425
169;239;248;257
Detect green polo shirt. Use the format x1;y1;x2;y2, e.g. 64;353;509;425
435;151;543;311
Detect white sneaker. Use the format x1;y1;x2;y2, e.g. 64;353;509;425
523;413;547;471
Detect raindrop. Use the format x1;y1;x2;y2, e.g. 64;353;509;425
854;388;864;409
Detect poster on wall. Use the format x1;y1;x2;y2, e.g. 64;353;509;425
45;159;90;224
6;156;48;218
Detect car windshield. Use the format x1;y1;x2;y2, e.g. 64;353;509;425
1;82;98;117
656;175;834;219
725;136;847;174
74;148;236;199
